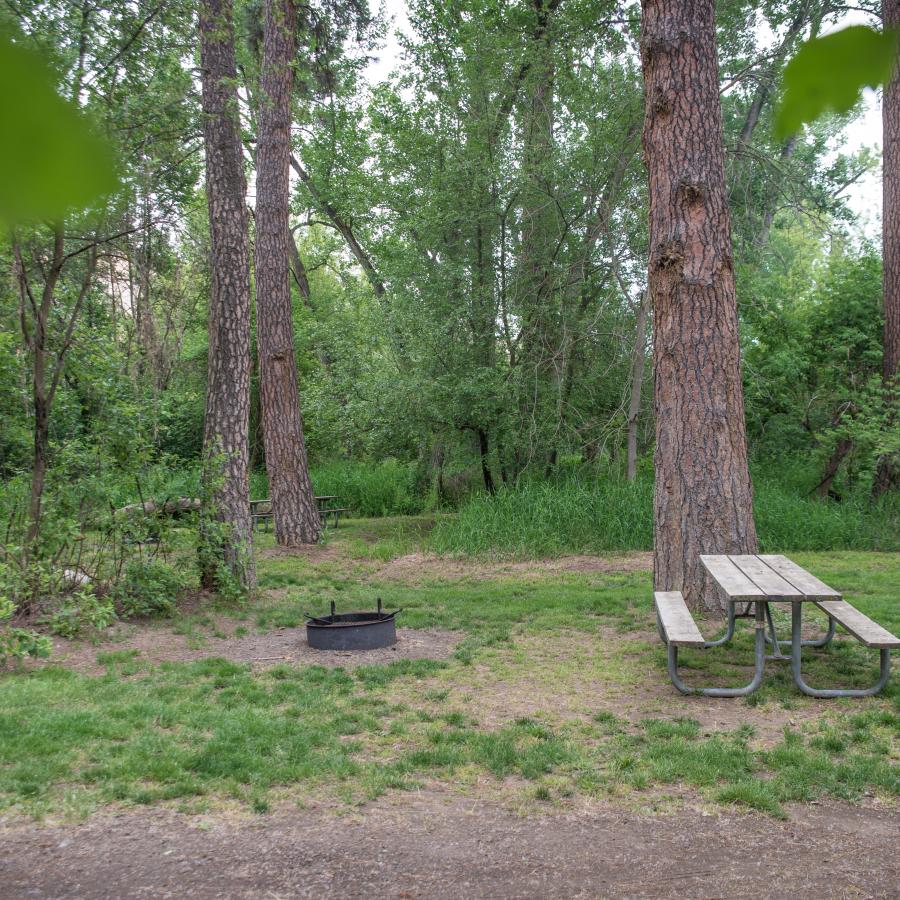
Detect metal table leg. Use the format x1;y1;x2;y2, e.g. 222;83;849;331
667;601;766;697
703;601;737;648
764;603;792;661
766;606;835;652
789;601;892;698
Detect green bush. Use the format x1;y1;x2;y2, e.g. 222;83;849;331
0;565;51;665
113;560;187;619
47;588;117;638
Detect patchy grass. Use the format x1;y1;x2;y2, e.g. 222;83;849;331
1;520;898;821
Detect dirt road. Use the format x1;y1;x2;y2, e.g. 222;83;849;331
2;791;897;899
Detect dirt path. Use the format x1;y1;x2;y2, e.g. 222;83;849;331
2;791;898;899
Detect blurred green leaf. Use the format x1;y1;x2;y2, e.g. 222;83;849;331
0;30;119;224
775;25;898;140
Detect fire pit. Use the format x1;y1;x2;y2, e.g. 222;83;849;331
305;599;401;651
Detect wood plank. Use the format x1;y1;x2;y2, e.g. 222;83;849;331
654;591;705;646
728;555;802;600
757;555;841;601
699;555;765;602
816;600;900;648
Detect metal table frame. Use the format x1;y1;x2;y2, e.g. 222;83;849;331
664;555;893;698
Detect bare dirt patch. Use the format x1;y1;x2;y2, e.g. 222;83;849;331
40;626;462;676
2;790;898;898
374;551;652;583
257;542;346;563
390;629;850;747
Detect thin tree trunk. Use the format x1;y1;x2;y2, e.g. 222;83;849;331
814;436;852;499
289;154;386;297
256;0;321;544
640;0;759;613
477;428;496;494
626;289;650;481
199;0;255;590
874;0;900;495
288;227;312;301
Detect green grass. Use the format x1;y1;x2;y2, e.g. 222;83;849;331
1;526;898;821
251;459;426;517
428;475;900;557
3;657;895;821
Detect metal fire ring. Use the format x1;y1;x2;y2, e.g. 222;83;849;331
305;598;402;651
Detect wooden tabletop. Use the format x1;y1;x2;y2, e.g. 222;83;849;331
700;554;842;603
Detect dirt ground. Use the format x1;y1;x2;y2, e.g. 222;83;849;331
373;551;653;582
43;626;463;675
2;790;898;899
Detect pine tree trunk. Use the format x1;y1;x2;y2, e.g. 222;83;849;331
640;0;758;613
198;0;255;590
874;0;900;495
626;290;650;481
256;0;321;545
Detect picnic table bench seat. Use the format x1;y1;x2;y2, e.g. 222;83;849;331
655;554;898;699
654;591;704;646
814;600;900;649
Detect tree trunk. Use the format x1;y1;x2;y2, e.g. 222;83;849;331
477;428;496;494
813;436;852;499
626;290;650;481
290;154;386;297
26;374;49;554
256;0;321;545
199;0;255;590
640;0;759;613
874;0;900;495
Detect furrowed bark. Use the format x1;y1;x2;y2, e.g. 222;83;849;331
199;0;255;590
640;0;759;613
626;289;650;481
256;0;321;544
874;0;900;495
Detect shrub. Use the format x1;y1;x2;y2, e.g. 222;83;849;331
0;566;51;665
113;560;187;619
47;588;117;638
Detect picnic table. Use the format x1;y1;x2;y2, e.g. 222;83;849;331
654;554;899;698
250;496;350;530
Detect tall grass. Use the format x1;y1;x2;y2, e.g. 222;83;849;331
429;477;653;556
429;474;900;558
251;459;426;518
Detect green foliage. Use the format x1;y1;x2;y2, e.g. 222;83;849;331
0;28;118;223
46;589;117;639
776;26;899;139
742;242;889;492
113;560;187;619
311;459;426;517
430;476;653;556
0;626;51;667
0;565;51;665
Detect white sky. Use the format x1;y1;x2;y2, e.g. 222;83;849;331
362;1;883;237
